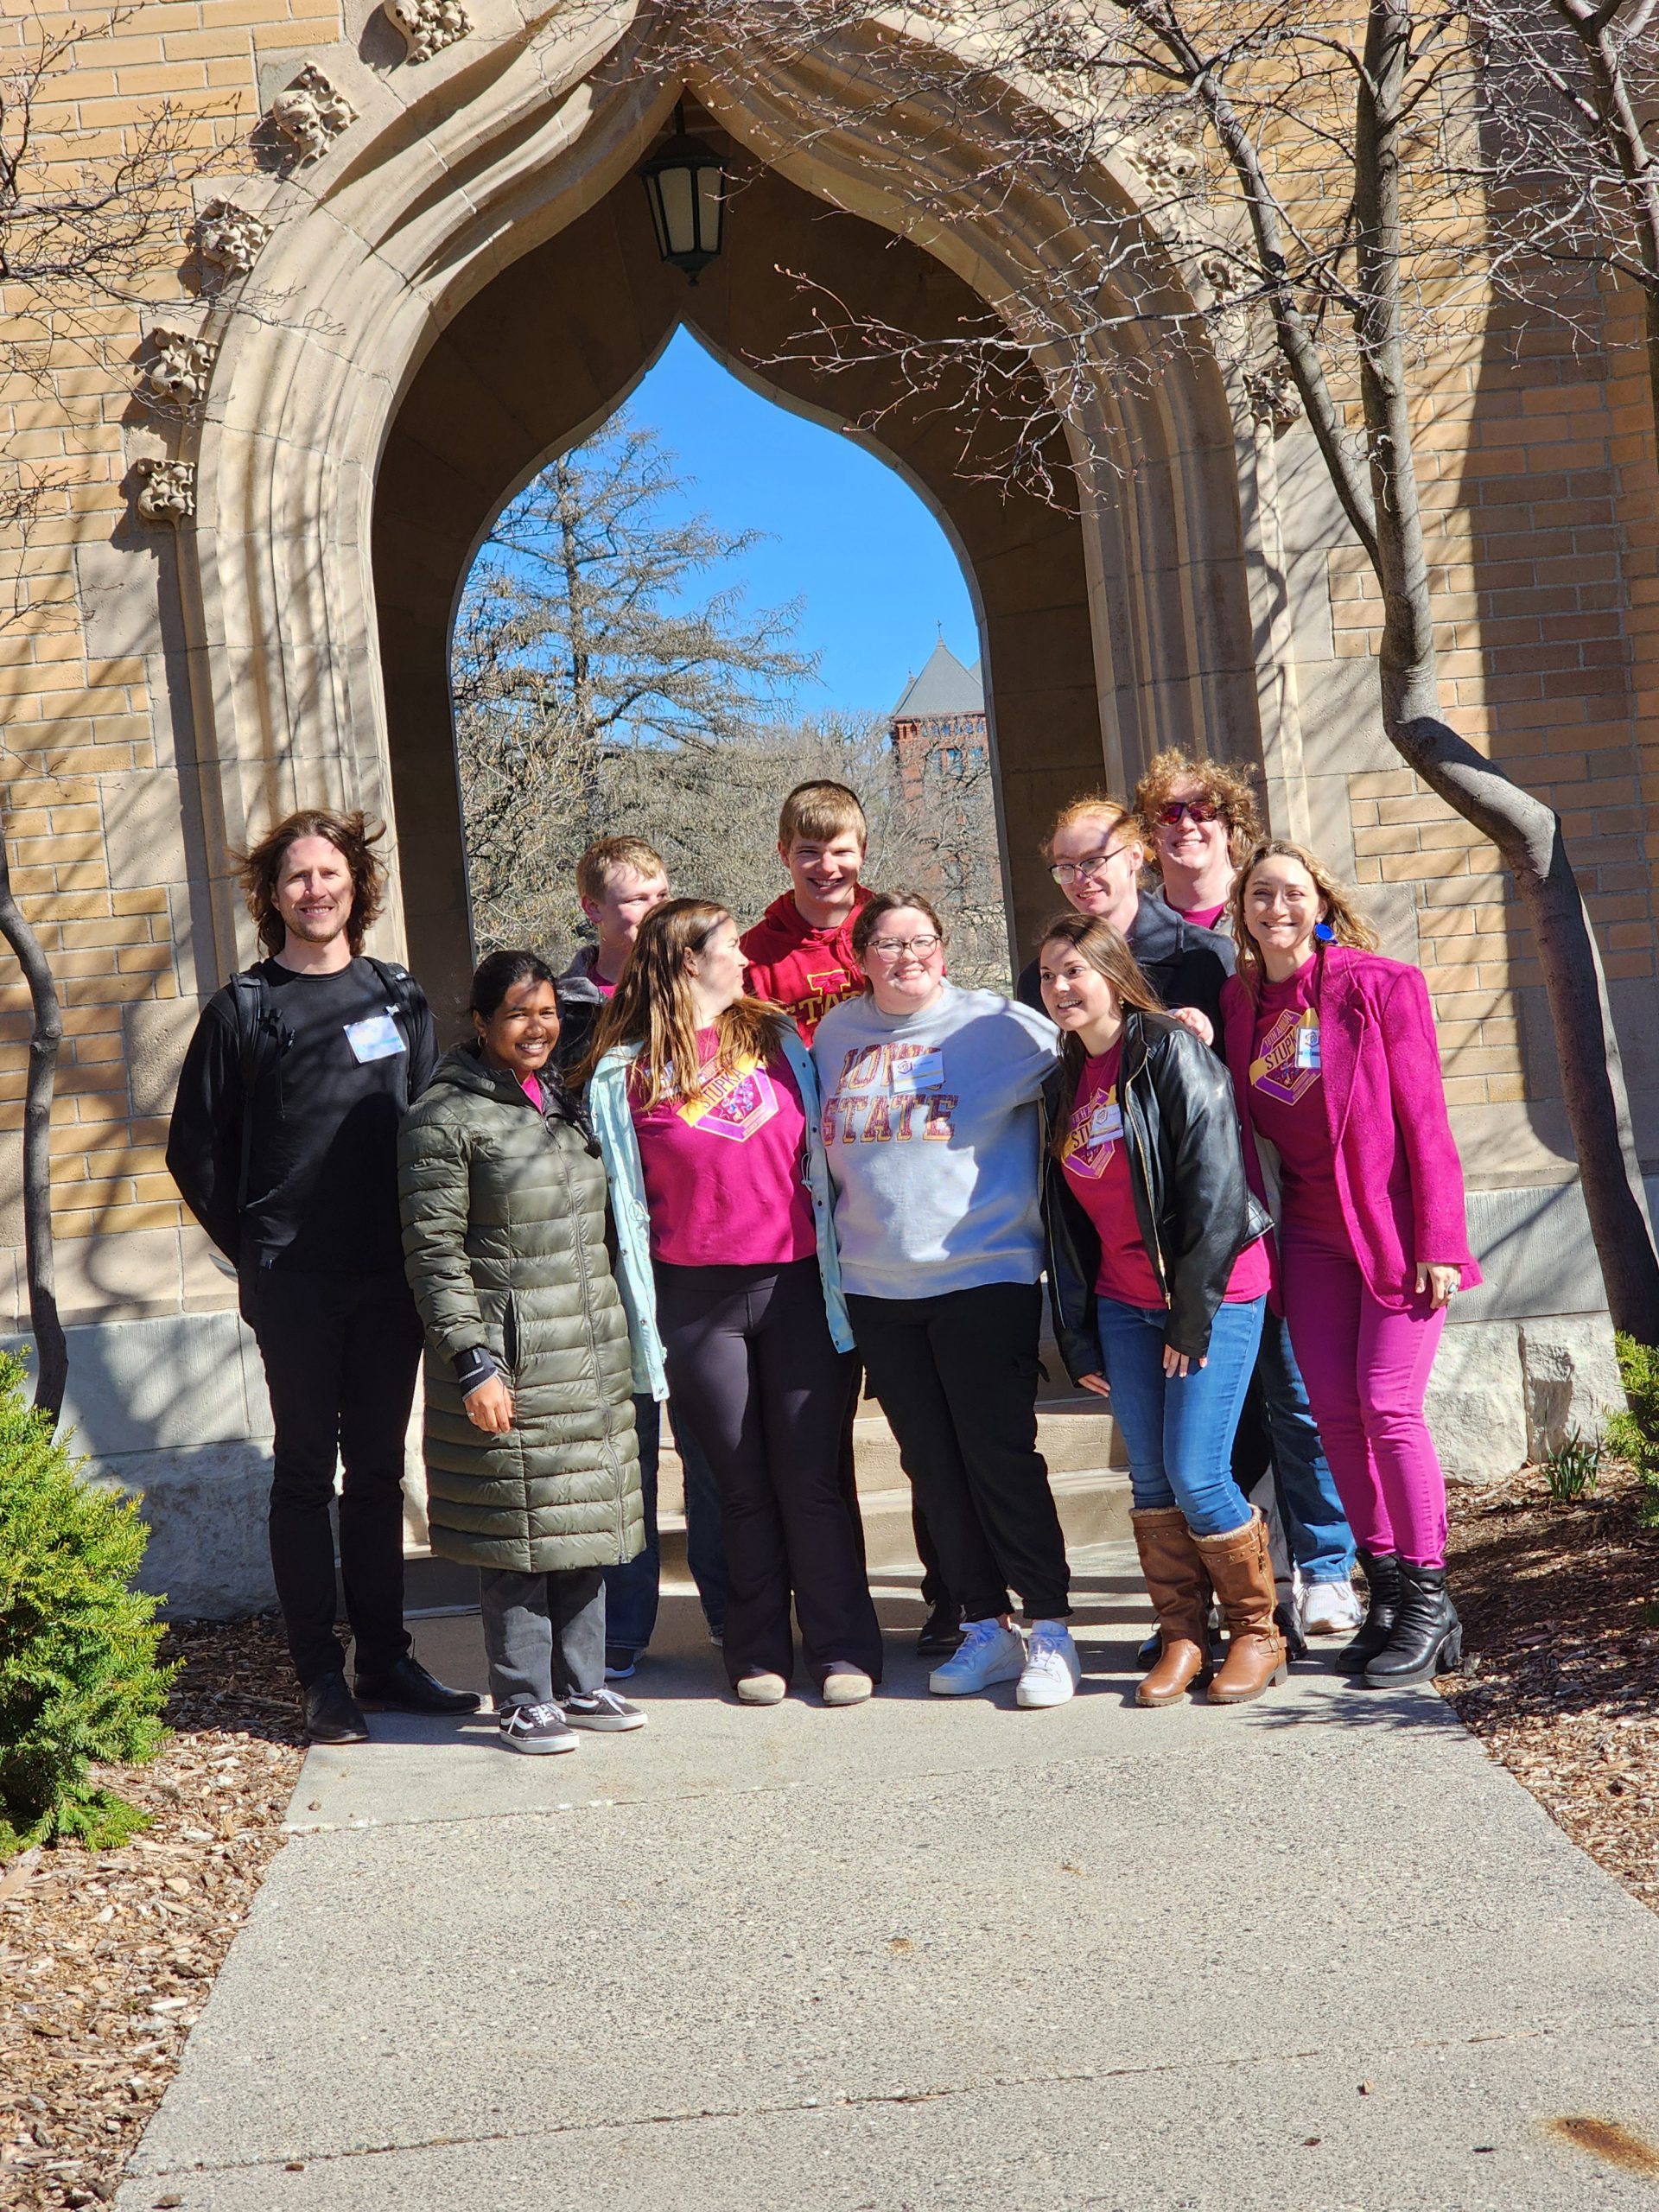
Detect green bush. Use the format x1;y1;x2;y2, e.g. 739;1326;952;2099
0;1351;176;1854
1605;1333;1659;1529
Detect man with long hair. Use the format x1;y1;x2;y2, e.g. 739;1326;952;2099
168;809;478;1743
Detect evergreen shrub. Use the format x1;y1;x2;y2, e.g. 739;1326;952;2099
1605;1334;1659;1529
0;1352;175;1853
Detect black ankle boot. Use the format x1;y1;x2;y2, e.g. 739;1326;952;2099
1332;1549;1402;1675
1274;1601;1309;1664
1361;1561;1462;1687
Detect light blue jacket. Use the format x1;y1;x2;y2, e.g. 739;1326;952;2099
585;1022;853;1402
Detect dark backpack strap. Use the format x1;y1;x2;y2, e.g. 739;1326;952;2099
227;969;270;1217
362;957;419;1107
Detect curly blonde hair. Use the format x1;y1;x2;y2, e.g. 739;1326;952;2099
1135;749;1263;865
1230;840;1379;999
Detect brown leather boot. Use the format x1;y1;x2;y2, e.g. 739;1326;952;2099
1130;1508;1212;1707
1194;1509;1287;1705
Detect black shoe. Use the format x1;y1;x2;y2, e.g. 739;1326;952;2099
916;1601;963;1658
1332;1549;1404;1675
304;1671;369;1745
1274;1601;1310;1664
353;1653;480;1715
1361;1561;1462;1688
1135;1628;1163;1671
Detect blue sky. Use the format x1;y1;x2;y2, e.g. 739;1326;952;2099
621;326;979;719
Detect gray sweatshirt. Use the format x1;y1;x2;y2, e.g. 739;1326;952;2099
811;983;1060;1299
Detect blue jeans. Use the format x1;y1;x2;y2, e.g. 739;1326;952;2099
1256;1310;1355;1583
1096;1298;1265;1535
602;1395;728;1654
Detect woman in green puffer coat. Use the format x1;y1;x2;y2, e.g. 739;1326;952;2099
398;950;646;1756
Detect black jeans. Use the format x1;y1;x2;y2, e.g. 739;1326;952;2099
848;1280;1071;1624
654;1256;882;1688
243;1264;421;1688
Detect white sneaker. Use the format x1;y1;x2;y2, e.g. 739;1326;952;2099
1017;1622;1082;1708
928;1618;1026;1696
735;1670;788;1705
1300;1578;1364;1637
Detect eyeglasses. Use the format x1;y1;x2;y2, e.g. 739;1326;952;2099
1156;797;1222;828
1050;842;1133;887
868;933;942;958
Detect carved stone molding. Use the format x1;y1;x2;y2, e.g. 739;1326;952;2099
133;459;197;524
385;0;471;63
142;329;216;407
1243;362;1302;434
195;200;271;277
269;66;359;162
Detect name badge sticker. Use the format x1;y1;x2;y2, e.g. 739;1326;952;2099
1089;1097;1124;1144
345;1012;406;1065
1294;1019;1321;1072
890;1045;945;1093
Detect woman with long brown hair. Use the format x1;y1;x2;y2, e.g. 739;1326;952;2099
1037;912;1283;1707
582;899;882;1707
1221;842;1479;1688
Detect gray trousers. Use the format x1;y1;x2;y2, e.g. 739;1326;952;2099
478;1564;606;1711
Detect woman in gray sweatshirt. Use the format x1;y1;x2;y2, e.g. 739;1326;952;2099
812;890;1078;1710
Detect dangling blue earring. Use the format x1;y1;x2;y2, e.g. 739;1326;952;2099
1313;919;1336;944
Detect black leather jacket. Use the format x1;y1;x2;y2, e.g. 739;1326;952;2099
1041;1009;1271;1373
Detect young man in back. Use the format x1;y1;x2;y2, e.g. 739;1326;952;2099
738;781;871;1042
741;780;959;1657
555;835;671;1077
556;835;728;1674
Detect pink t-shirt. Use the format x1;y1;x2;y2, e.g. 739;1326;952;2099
1181;899;1229;933
1058;1048;1165;1308
1245;957;1349;1255
519;1070;545;1110
1061;1046;1270;1307
630;1027;817;1269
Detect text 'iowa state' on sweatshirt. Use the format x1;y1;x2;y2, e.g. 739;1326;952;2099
810;982;1059;1299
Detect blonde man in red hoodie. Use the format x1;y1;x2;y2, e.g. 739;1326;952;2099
739;782;873;1044
741;779;961;1657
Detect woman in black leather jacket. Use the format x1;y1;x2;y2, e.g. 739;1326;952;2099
1036;913;1284;1708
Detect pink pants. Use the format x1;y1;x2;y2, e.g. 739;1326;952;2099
1281;1239;1448;1568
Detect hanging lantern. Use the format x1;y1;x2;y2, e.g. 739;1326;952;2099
640;104;728;284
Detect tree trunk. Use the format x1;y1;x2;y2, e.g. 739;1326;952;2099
1354;0;1659;1337
554;456;601;835
0;825;67;1422
1554;0;1659;446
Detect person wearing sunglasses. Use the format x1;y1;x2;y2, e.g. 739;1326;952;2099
1134;749;1363;1649
814;891;1081;1710
1014;794;1233;1047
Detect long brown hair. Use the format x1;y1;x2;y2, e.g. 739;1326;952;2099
578;899;785;1106
234;808;386;958
1229;839;1379;1001
1035;912;1164;1157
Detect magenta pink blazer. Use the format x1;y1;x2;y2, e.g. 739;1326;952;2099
1220;944;1482;1309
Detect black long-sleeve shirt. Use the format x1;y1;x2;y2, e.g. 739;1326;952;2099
166;957;437;1274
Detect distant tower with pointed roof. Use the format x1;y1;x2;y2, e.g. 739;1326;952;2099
887;639;1000;935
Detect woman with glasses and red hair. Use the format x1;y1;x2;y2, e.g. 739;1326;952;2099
814;890;1081;1711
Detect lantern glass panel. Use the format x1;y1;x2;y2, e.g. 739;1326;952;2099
656;168;697;258
696;166;724;254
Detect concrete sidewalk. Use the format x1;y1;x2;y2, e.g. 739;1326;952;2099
118;1548;1659;2211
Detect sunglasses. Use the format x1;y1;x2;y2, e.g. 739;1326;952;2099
1157;798;1223;828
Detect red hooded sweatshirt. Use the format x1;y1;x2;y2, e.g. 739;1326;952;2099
740;887;872;1042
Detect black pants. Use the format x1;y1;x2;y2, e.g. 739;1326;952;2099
244;1265;421;1688
848;1280;1071;1624
654;1256;882;1688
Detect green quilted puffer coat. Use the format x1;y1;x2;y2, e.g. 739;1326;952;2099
397;1046;644;1576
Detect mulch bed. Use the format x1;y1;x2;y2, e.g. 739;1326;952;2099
1440;1456;1659;1912
0;1617;305;2210
0;1479;1654;2209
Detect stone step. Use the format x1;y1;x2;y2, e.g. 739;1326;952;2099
404;1383;1129;1612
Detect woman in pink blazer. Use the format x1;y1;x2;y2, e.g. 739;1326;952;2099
1220;841;1480;1689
